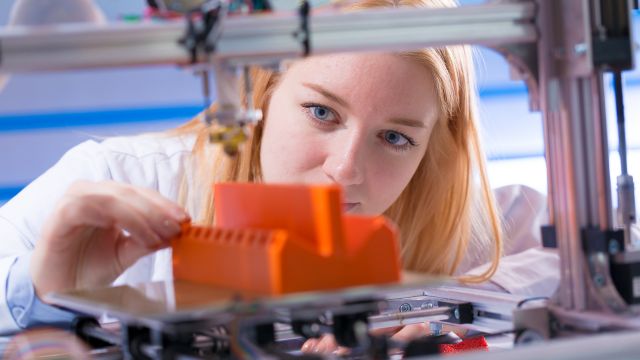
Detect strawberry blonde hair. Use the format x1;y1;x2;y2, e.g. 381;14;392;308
174;0;502;282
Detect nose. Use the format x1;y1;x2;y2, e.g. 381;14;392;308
322;131;365;187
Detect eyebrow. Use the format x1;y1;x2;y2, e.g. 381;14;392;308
302;82;350;109
302;82;427;129
389;118;427;128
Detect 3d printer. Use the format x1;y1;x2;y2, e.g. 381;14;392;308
2;0;640;358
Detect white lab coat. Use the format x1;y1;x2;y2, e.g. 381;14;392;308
0;134;559;333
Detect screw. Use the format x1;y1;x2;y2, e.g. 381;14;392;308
609;240;620;254
574;43;588;55
399;303;412;312
454;308;460;320
594;274;606;287
421;302;434;309
607;300;622;310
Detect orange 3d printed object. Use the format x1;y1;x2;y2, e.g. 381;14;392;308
172;183;401;295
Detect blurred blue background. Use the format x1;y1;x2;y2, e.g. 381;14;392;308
0;0;639;206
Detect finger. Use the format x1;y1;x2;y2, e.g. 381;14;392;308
69;181;188;241
114;229;162;273
333;346;351;356
442;324;468;338
370;326;403;337
135;185;190;222
390;323;430;343
301;338;319;353
47;193;155;251
108;184;187;241
315;334;338;353
61;192;164;249
101;198;165;249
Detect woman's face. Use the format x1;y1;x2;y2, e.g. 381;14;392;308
260;53;439;215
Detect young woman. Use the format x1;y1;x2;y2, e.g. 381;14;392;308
0;0;556;336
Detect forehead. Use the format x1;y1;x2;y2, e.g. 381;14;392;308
281;52;439;119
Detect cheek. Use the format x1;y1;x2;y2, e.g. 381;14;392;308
367;152;425;214
259;109;326;183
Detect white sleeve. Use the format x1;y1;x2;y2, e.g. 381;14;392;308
463;185;560;297
494;184;548;256
0;140;110;333
464;247;560;297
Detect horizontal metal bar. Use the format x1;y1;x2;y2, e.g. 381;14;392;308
0;2;536;73
308;2;537;55
0;21;187;72
369;307;451;329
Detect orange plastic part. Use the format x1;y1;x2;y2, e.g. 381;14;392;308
171;183;401;295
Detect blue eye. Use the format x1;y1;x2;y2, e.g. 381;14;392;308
310;105;334;121
383;130;409;146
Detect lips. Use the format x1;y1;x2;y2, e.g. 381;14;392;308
342;202;360;212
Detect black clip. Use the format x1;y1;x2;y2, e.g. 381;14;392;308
295;0;311;57
437;300;474;324
179;3;222;64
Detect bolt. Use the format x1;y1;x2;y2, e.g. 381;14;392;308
421;302;434;309
607;300;621;310
574;43;588;55
609;240;620;254
399;303;412;312
454;308;460;320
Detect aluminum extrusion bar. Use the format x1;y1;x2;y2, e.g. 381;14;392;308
0;2;536;73
537;0;621;313
369;307;451;329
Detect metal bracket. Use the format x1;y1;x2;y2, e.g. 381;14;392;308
491;42;540;111
581;227;630;313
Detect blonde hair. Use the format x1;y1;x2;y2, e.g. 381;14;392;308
173;0;502;282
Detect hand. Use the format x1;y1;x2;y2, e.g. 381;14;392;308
30;180;190;301
300;333;347;356
301;323;432;355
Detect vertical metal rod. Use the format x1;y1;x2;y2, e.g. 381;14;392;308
201;69;213;125
243;65;253;111
613;70;636;248
539;0;623;312
590;73;614;231
613;70;628;176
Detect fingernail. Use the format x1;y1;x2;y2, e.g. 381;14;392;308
172;208;189;221
163;219;181;235
301;343;310;352
149;234;163;249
